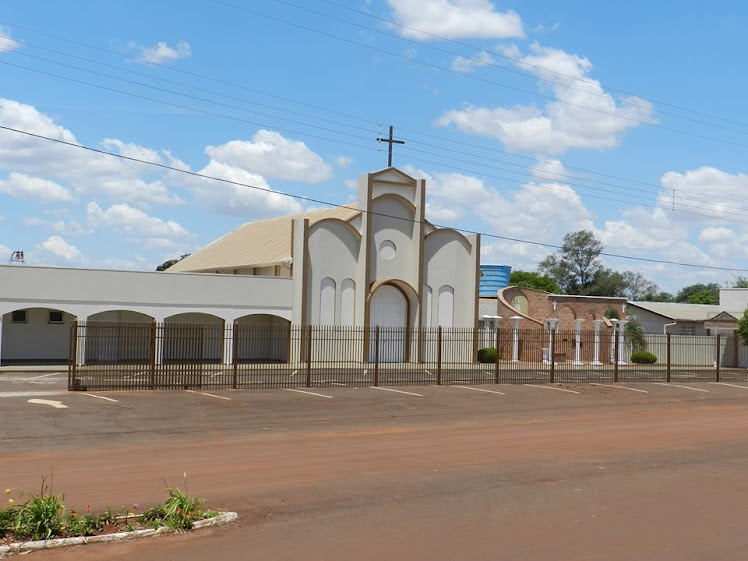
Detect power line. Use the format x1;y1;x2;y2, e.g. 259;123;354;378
2;19;741;206
1;123;746;273
214;1;748;148
3;54;748;224
315;0;748;132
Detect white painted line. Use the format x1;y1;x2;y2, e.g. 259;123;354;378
285;388;333;399
27;398;67;409
524;384;580;394
653;382;709;393
290;370;298;377
591;383;648;394
424;369;433;376
455;385;505;396
0;390;68;398
185;389;231;401
370;386;423;397
81;393;119;402
29;372;64;379
709;382;748;390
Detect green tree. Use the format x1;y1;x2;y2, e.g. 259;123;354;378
737;309;748;344
621;271;658;300
538;230;603;294
734;276;748;288
156;254;190;272
581;267;628;297
675;283;719;304
509;270;562;294
624;318;647;352
685;290;719;305
642;290;674;302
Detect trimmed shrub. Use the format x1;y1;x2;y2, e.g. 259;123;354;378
630;350;657;364
477;347;498;363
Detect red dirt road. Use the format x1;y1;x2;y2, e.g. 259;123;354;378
6;395;748;560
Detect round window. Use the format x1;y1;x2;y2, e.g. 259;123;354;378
379;240;397;260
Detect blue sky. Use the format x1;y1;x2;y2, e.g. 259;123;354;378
1;0;748;292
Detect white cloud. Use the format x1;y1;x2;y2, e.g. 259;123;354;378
451;51;494;73
387;0;524;40
336;156;354;168
183;160;302;219
0;26;19;51
0;172;76;203
23;217;92;237
436;42;655;155
206;130;332;183
39;236;84;263
130;40;191;64
86;202;190;240
0;99;182;207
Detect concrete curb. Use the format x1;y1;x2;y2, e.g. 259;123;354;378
0;512;238;556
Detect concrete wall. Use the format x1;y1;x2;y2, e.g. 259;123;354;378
1;308;74;363
720;288;748;314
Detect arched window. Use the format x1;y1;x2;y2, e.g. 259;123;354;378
422;285;432;327
340;279;355;326
319;277;336;325
437;285;454;328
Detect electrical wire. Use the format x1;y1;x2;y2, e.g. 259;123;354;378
2;123;747;273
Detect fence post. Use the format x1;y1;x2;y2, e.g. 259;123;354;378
374;326;380;387
68;321;78;391
733;333;740;368
437;326;442;385
666;333;671;383
306;324;313;388
613;329;619;383
232;323;238;389
716;333;721;383
149;321;157;390
549;327;555;384
494;327;500;384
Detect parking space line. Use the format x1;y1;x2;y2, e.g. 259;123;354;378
81;393;119;402
30;372;64;379
424;369;433;376
285;388;333;399
370;387;423;397
653;382;709;393
185;390;232;401
591;383;648;394
0;390;68;398
524;384;580;394
709;382;748;390
27;398;67;409
454;386;505;396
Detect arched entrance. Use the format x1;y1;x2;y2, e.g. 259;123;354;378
235;314;291;363
369;284;408;362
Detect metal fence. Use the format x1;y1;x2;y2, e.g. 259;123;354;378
68;322;748;391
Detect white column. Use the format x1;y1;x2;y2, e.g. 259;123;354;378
0;318;3;366
510;315;522;362
617;319;628;365
76;318;87;366
153;315;165;365
573;318;585;365
223;322;235;365
609;319;619;363
546;318;559;363
592;319;603;365
482;315;502;349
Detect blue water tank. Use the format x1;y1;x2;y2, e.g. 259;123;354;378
479;264;511;297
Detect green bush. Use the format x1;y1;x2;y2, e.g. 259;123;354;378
477;347;499;363
631;350;657;364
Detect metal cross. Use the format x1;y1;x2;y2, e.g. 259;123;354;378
376;125;405;167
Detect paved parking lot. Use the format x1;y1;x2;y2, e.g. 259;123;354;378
4;368;748;455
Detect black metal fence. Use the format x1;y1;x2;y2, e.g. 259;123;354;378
68;322;748;391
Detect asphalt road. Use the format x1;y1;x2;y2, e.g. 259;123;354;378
3;371;748;560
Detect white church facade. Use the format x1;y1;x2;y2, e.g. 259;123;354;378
0;168;480;365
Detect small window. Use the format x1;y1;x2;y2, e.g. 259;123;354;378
11;310;27;323
48;311;64;324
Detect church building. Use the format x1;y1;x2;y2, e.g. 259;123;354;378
0;167;481;365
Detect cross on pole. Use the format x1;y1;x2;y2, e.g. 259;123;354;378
376;125;405;167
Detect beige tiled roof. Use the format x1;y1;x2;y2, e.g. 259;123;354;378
168;205;361;273
628;301;723;321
